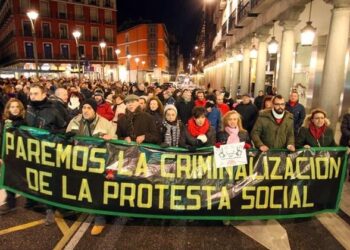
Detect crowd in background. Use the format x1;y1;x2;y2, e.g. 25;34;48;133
0;76;349;235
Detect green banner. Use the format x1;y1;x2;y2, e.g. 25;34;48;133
0;126;348;220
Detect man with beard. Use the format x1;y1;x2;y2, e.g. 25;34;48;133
251;95;295;152
25;83;67;225
117;94;160;144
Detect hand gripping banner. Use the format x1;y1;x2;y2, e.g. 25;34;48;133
0;126;348;220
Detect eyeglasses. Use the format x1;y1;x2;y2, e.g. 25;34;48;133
273;103;285;106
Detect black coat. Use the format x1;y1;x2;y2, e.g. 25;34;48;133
49;96;71;125
254;95;264;110
184;125;216;147
25;98;67;132
117;108;161;143
175;98;194;125
340;113;350;146
217;130;251;145
235;102;258;133
296;126;336;148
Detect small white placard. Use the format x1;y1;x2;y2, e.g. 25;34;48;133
214;142;247;168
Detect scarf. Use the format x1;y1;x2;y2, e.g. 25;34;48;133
272;109;285;124
309;123;326;140
163;120;180;147
289;101;297;107
225;126;240;144
187;118;210;137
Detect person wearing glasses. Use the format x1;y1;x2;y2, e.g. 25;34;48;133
251;95;295;152
296;108;336;148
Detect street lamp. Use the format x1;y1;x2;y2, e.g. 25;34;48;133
99;41;106;81
72;30;81;82
268;20;279;54
115;48;121;81
135;57;140;83
300;0;316;46
27;10;39;77
127;54;132;82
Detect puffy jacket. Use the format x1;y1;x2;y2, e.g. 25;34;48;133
26;98;66;132
97;101;114;121
285;101;305;134
66;114;116;138
251;110;295;149
117;108;161;143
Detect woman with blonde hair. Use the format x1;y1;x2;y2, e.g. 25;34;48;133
296;108;336;148
216;110;251;148
0;98;26;215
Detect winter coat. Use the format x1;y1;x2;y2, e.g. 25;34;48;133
254;95;264;110
26;98;66;132
296;127;336;148
207;107;222;133
235;102;258;133
184;125;216;147
66;114;116;138
49;95;71;125
175;98;194;125
285;101;306;134
340;113;350;147
96;101;114;121
112;102;126;122
117;107;161;143
251;110;295;149
161;120;186;147
194;99;207;107
216;130;251;145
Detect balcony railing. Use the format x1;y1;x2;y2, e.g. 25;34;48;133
237;0;259;24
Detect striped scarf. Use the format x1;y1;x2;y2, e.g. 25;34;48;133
163;120;180;147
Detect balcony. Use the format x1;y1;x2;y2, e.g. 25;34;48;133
250;0;275;13
237;1;259;26
212;30;226;51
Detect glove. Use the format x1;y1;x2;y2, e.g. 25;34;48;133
197;134;207;144
68;96;80;110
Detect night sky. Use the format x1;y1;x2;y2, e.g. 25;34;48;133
117;0;203;58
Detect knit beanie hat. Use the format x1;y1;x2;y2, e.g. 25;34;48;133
94;88;104;98
164;104;177;116
82;98;98;113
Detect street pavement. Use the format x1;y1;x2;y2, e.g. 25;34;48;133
1;180;350;250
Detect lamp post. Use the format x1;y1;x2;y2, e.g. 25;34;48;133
135;57;140;82
300;0;316;46
72;30;81;82
27;10;39;77
127;54;132;82
115;48;121;81
99;41;106;81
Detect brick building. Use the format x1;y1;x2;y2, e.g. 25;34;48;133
117;23;170;83
0;0;118;79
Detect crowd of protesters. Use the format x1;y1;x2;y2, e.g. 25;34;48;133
0;76;349;235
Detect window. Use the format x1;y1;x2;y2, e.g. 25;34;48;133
42;23;50;38
91;27;99;41
107;47;113;61
60;44;69;59
78;45;85;57
89;0;97;5
126;46;129;55
59;24;68;39
92;46;99;60
125;33;129;42
25;42;34;58
105;28;113;42
104;10;112;24
76;26;85;40
23;21;32;36
40;1;50;17
104;0;111;8
75;6;83;20
149;41;156;54
90;8;98;22
20;0;30;13
58;3;67;19
44;43;52;59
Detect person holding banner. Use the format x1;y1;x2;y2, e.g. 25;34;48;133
251;95;295;152
66;98;116;236
296;108;336;148
185;106;216;149
160;105;186;148
0;98;26;215
216;110;251;149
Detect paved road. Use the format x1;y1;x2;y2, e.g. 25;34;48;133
1;180;350;250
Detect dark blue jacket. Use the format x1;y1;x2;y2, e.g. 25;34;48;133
207;107;221;133
285;101;305;134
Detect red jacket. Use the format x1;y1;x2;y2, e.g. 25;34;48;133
97;102;114;121
195;99;207;107
217;103;230;115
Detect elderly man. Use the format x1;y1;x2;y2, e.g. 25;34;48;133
251;95;295;152
117;94;160;144
235;93;258;133
49;87;70;125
